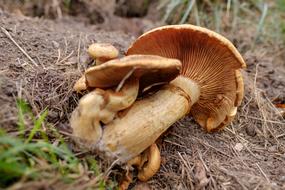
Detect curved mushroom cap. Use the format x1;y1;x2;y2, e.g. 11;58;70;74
88;43;119;61
85;55;182;89
127;24;246;131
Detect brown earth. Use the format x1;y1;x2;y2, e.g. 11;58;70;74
0;2;285;190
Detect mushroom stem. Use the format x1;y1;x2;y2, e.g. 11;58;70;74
98;76;201;162
71;77;139;146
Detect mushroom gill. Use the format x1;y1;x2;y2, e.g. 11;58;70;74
127;24;246;131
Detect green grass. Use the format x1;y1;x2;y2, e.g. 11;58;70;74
159;0;285;46
0;99;116;189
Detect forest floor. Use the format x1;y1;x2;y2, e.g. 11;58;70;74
0;1;285;189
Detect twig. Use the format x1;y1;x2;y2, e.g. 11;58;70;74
104;158;120;177
197;150;209;172
177;152;194;185
247;116;285;125
193;137;230;158
77;32;82;70
58;51;74;64
255;163;270;183
164;139;187;149
116;67;136;92
54;48;61;65
58;130;74;137
1;27;38;67
219;167;248;190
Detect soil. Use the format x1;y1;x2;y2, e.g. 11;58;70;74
0;1;285;190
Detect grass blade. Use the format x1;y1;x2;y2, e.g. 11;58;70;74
254;3;268;44
179;0;195;24
163;0;182;23
214;4;221;33
25;109;48;143
193;1;200;26
16;99;31;136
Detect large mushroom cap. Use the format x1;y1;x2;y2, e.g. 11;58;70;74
85;55;181;89
127;24;246;131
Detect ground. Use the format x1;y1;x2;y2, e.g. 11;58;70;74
0;1;285;190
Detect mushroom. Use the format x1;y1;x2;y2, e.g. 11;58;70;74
126;24;246;131
73;43;119;92
91;24;246;181
73;74;87;92
120;143;160;189
71;24;246;184
137;143;161;182
71;54;181;148
88;43;119;65
70;76;139;146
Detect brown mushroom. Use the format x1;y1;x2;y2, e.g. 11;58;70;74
120;143;160;189
71;25;246;183
88;43;119;65
73;43;119;92
73;74;87;92
92;24;246;181
126;24;246;131
71;54;181;148
71;76;139;147
84;54;181;89
137;143;161;182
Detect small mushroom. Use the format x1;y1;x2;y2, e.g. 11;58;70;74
88;43;119;65
137;143;161;182
73;43;119;92
120;143;160;189
73;74;87;92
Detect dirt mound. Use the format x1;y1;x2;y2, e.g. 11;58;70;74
1;10;285;190
0;10;133;130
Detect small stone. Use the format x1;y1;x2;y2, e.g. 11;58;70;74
268;145;277;152
281;111;285;119
278;145;285;153
234;143;243;152
48;110;58;120
246;126;256;137
133;182;152;190
52;41;60;49
279;167;285;175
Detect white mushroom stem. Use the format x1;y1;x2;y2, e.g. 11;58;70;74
71;77;139;146
98;76;201;162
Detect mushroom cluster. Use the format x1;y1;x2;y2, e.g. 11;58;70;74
70;25;246;189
